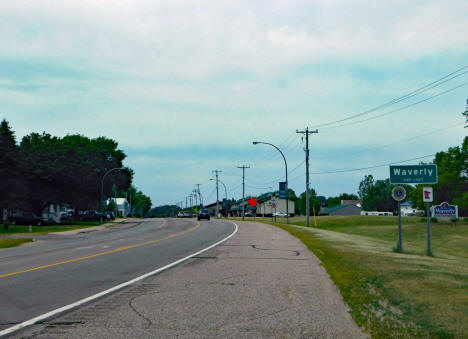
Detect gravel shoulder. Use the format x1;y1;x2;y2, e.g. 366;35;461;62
18;220;365;338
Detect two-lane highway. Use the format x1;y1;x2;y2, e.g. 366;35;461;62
0;218;236;335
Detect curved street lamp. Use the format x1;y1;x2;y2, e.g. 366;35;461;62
100;167;123;222
252;141;289;224
211;178;228;217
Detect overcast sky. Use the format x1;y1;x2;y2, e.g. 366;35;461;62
1;0;467;206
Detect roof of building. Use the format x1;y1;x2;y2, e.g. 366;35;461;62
319;204;361;215
400;201;413;207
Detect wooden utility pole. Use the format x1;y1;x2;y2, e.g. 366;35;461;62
296;128;318;227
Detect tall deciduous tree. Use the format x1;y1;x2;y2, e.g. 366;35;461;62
410;136;468;215
0;120;28;225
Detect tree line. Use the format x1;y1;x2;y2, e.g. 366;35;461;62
0;119;152;221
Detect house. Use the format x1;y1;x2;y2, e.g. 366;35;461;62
341;200;361;207
400;201;423;216
107;198;131;217
255;196;295;217
319;204;361;216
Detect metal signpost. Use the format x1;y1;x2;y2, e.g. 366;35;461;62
390;164;438;255
392;186;407;252
423;187;433;255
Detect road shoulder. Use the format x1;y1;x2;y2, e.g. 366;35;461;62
19;220;365;338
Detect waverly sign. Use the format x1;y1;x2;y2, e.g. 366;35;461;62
389;165;438;184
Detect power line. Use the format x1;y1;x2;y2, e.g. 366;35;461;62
321;81;468;130
310;64;468;128
310;154;436;175
310;121;462;159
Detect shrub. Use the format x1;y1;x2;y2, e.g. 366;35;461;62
450;218;459;223
430;217;438;223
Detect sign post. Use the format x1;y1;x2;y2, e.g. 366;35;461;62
392;186;407;252
423;187;433;255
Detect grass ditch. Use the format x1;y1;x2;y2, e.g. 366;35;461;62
234;216;467;338
0;221;105;235
0;238;33;248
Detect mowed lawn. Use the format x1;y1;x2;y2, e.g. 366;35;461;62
0;221;104;235
248;215;468;338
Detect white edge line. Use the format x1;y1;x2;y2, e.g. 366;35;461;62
0;221;239;337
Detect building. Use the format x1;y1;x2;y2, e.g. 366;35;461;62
318;204;361;216
400;201;423;216
341;200;362;207
107;198;131;217
204;201;222;217
255;196;295;217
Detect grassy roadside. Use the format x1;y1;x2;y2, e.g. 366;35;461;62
234;216;468;338
0;238;33;248
0;221;105;235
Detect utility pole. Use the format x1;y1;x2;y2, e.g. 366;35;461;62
237;165;250;220
195;184;202;207
212;170;222;217
296;127;318;227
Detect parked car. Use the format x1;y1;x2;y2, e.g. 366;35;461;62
274;212;288;217
177;211;184;218
81;210;102;221
244;212;254;217
183;211;191;218
197;209;210;221
104;211;115;220
10;211;48;226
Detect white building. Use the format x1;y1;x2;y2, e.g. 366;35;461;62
106;198;131;217
400;201;423;216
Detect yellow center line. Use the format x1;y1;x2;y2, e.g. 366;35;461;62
0;220;200;279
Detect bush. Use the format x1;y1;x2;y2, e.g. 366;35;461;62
450;218;459;223
430;217;438;223
463;217;468;222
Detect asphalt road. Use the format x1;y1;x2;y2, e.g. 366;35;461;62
0;218;235;335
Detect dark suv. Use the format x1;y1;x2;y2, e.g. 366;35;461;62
10;211;48;226
197;209;210;221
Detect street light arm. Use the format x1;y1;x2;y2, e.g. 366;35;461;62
252;141;288;181
100;167;123;222
252;140;289;223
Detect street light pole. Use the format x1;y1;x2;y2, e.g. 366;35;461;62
100;167;122;222
211;178;228;217
253;141;289;224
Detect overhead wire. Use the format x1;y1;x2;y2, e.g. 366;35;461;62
310;65;468;129
310;121;463;159
321;81;468;130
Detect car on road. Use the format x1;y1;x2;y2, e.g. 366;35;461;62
9;211;48;226
197;209;210;221
183;211;191;218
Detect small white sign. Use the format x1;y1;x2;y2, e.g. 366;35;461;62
423;187;433;203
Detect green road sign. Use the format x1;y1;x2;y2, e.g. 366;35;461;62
389;164;437;184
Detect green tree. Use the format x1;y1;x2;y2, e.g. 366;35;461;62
410;136;468;215
0;120;28;227
359;175;412;212
326;193;359;208
296;189;321;216
19;133;132;213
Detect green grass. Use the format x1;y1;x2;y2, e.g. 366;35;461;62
0;221;104;234
233;216;468;338
0;238;33;248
